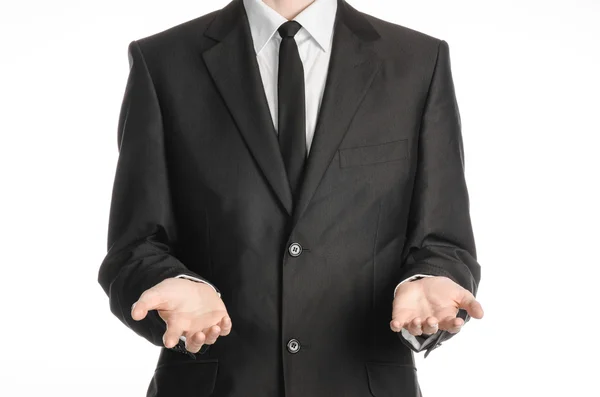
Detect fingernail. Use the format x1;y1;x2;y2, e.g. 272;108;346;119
131;302;137;311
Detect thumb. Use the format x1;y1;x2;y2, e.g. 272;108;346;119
457;290;484;319
131;288;168;321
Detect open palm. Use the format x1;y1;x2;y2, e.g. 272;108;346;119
390;276;484;336
131;278;231;353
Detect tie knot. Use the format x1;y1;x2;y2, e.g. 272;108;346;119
278;20;302;38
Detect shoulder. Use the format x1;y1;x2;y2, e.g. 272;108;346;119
360;10;444;62
363;10;442;46
128;8;222;60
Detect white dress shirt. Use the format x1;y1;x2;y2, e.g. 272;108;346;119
177;0;437;351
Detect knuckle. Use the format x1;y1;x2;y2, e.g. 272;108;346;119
186;344;201;353
191;333;204;343
140;289;158;300
166;320;182;330
204;336;217;345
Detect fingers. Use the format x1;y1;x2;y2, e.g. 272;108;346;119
397;316;440;336
389;319;403;332
406;317;423;336
406;315;464;336
457;291;484;319
203;325;222;345
399;313;465;336
218;316;233;336
421;316;439;335
391;309;437;336
409;315;465;335
182;316;232;353
390;307;416;332
439;315;464;334
184;331;206;353
132;288;167;321
185;324;222;353
163;320;185;348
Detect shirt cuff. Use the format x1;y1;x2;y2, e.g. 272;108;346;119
393;274;434;298
400;328;438;351
175;274;221;298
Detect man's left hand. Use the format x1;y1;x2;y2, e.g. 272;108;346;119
390;276;484;336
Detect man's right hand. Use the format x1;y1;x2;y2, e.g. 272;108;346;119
131;278;232;353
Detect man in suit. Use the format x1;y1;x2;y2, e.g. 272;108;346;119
98;0;484;396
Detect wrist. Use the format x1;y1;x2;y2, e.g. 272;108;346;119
193;279;222;298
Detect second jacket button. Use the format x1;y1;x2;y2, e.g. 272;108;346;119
288;242;302;257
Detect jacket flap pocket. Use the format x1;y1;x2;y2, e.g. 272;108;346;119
339;139;408;168
365;362;418;397
151;360;218;397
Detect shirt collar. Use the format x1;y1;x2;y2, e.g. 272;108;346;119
242;0;337;55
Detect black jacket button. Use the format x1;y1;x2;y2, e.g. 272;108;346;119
287;338;301;353
288;243;302;257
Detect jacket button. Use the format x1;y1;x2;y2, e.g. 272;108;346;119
287;338;301;353
288;242;302;257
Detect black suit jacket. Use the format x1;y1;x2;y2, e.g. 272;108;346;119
98;0;481;396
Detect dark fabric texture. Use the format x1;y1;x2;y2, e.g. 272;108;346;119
97;0;481;396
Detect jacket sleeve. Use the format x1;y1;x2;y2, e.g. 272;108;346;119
397;39;481;358
98;40;219;347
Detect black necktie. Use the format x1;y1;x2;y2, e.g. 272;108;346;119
277;20;306;207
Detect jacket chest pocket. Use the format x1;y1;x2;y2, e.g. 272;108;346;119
339;139;408;168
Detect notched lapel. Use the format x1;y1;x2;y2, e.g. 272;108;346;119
200;0;382;224
291;0;383;228
202;0;293;216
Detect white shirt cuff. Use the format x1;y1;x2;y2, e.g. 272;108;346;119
393;274;434;298
401;327;438;350
175;274;221;298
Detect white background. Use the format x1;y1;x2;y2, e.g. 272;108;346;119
1;0;599;396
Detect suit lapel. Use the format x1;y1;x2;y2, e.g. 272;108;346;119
291;0;383;228
201;0;382;224
202;0;294;216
